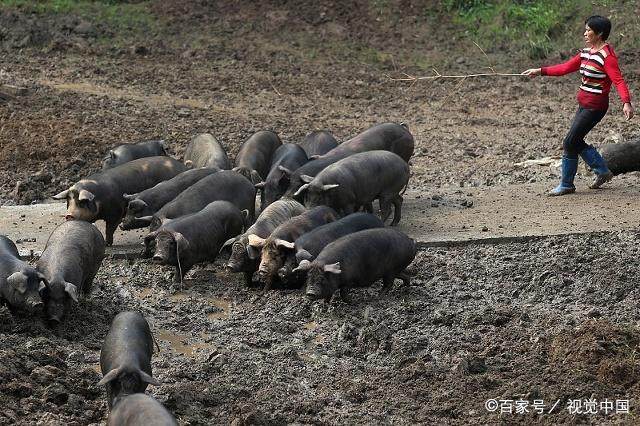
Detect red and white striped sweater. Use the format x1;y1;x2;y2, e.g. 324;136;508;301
541;44;631;111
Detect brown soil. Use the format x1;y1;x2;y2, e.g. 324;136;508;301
1;1;639;425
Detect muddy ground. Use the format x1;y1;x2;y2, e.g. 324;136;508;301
1;1;640;425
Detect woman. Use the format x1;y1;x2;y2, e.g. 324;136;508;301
523;15;634;196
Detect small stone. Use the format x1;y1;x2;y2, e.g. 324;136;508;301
586;308;601;318
481;226;488;232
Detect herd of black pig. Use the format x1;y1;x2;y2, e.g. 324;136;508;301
0;122;417;424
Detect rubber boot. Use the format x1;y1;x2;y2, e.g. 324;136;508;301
580;145;613;189
548;156;578;196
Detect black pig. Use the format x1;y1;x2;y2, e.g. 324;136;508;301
148;200;245;282
108;393;177;426
99;311;159;408
277;212;384;283
255;143;308;209
150;170;255;231
102;140;167;170
252;206;338;290
37;221;105;323
53;157;187;245
121;167;219;230
295;151;409;225
233;130;282;185
223;199;306;286
298;130;339;157
296;228;416;301
0;235;46;313
184;133;230;169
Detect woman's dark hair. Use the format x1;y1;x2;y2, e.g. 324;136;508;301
585;15;611;41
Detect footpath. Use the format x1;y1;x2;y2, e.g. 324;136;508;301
1;177;639;258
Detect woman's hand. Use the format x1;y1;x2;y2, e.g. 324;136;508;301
623;102;634;120
522;68;541;78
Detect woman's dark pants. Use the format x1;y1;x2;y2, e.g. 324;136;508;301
562;106;606;159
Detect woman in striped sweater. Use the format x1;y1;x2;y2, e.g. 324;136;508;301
523;15;634;196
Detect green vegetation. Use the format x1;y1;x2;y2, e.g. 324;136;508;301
442;0;614;58
0;0;157;36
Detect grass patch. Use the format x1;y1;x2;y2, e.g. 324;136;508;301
442;0;615;58
0;0;158;36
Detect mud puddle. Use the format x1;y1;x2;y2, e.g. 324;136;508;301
157;330;214;358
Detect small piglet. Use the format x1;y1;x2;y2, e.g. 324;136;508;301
99;311;159;408
296;228;416;301
108;393;177;426
147;200;245;282
0;235;45;313
37;221;105;323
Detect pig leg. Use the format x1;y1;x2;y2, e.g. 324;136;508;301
82;272;98;294
105;221;118;246
390;194;403;226
396;271;412;286
262;276;274;291
381;274;395;292
379;196;393;224
243;271;255;287
338;287;352;303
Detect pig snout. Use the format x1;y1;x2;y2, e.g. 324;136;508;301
65;214;75;220
277;267;287;278
225;263;238;272
258;267;269;280
152;254;165;264
305;283;324;300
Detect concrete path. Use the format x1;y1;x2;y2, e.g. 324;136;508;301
1;177;639;258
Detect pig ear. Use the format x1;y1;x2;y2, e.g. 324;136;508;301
184;160;194;169
128;199;148;211
64;282;79;303
308;155;321;160
275;239;295;250
173;232;190;253
37;272;49;289
247;234;266;248
240;209;250;224
278;165;293;176
6;272;28;293
300;174;314;183
138;370;161;386
295;249;313;263
98;367;122;386
138;216;153;225
220;237;236;253
144;230;158;244
292;259;312;273
247;245;261;260
52;189;70;200
254;182;266;190
250;170;263;185
321;184;339;191
293;183;310;197
323;262;342;274
122;193;138;202
78;189;95;202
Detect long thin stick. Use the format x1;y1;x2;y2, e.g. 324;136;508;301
387;40;524;83
388;71;523;82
